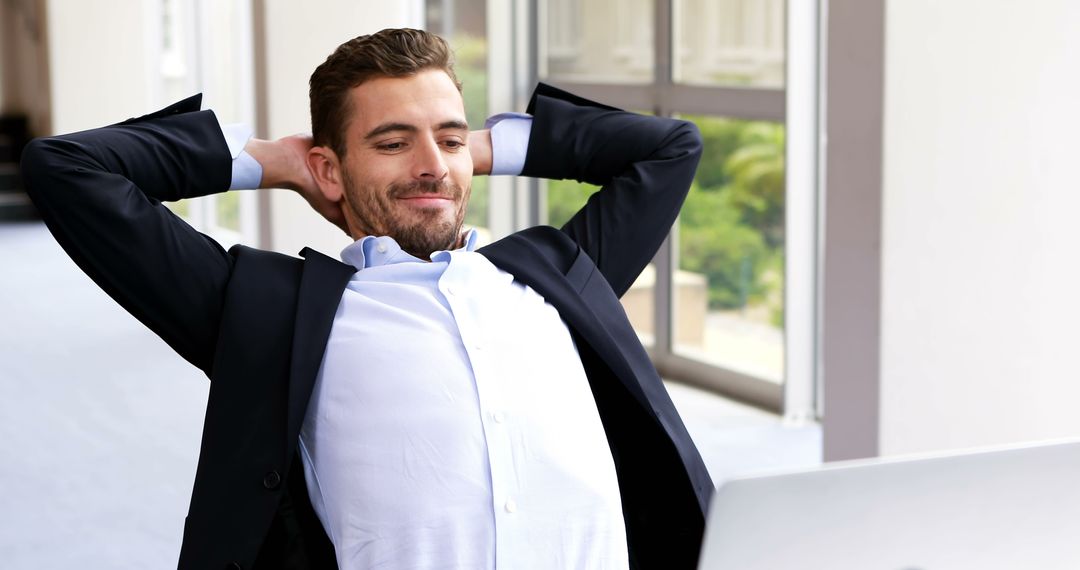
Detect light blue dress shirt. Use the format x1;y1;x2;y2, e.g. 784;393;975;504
302;233;627;569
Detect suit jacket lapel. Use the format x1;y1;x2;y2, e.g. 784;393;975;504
287;247;356;444
478;238;657;418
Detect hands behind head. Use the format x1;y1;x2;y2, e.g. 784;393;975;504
247;128;494;238
245;134;350;236
281;134;350;236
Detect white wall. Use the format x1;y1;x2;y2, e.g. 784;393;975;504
260;0;423;257
46;0;152;134
879;0;1080;455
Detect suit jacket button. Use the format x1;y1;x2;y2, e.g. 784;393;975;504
262;470;281;490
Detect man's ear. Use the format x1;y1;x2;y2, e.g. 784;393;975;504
307;146;344;203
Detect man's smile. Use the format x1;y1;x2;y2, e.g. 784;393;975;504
397;195;455;209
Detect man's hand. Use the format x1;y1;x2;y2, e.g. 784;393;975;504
244;134;349;235
469;129;493;176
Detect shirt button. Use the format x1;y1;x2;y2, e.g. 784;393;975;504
262;470;281;490
376;243;388;254
504;498;517;513
493;411;505;424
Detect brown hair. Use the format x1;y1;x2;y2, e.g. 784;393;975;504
309;28;461;160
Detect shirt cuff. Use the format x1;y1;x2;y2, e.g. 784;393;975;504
485;113;532;176
219;121;263;190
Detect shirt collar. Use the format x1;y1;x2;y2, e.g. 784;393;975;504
340;228;478;269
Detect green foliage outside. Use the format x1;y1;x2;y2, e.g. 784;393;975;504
166;200;189;219
448;36;787;326
547;116;787;326
546;179;595;229
452;34;489;228
216;192;240;231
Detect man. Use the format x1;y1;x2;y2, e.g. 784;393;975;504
22;29;712;569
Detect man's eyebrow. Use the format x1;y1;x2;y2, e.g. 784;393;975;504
364;120;470;141
365;122;417;140
437;120;469;131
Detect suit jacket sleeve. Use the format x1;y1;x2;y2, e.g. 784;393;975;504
20;95;235;374
521;83;704;298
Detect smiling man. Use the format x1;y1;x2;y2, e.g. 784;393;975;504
309;68;474;257
21;29;712;570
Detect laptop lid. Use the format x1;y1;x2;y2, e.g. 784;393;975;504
698;438;1080;569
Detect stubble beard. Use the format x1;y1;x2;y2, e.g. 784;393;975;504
342;170;469;259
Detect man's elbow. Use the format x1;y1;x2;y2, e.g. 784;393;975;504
674;119;704;161
19;137;68;195
664;119;703;173
20;135;90;202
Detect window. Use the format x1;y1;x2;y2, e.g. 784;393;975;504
157;0;258;247
427;0;491;244
540;0;653;83
673;0;785;88
426;0;817;414
675;115;785;384
531;0;816;414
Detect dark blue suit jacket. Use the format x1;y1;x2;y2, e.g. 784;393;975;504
22;83;713;569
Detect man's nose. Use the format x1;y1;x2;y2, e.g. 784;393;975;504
413;138;449;181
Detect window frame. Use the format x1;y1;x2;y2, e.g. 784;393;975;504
518;0;820;417
150;0;260;248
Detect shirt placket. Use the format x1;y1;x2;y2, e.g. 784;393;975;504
439;253;521;567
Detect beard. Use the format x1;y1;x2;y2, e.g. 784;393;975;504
341;170;469;259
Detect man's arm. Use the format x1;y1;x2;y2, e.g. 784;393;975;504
21;97;237;374
522;84;704;297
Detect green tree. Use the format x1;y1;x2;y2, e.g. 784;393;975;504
541;116;787;324
546;179;597;229
692;116;745;189
677;116;786;315
724;122;785;248
679;184;770;309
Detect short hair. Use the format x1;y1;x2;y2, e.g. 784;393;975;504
309;28;461;159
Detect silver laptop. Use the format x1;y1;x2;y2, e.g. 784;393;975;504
698;438;1080;569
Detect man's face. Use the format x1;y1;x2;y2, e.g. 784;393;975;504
337;69;472;258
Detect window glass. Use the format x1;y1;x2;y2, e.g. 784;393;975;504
167;199;189;219
674;115;785;382
545;179;594;230
540;0;654;84
161;0;251;239
161;0;195;221
216;192;241;231
160;0;194;103
429;0;490;237
673;0;785;88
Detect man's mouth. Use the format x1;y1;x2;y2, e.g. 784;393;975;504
397;195;455;209
389;180;461;211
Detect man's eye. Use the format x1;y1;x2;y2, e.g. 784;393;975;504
378;142;405;151
442;140;464;150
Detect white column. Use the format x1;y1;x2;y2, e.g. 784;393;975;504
878;0;1080;456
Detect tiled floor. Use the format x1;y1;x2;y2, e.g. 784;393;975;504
1;221;820;569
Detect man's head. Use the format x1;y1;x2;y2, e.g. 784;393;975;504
306;29;472;258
